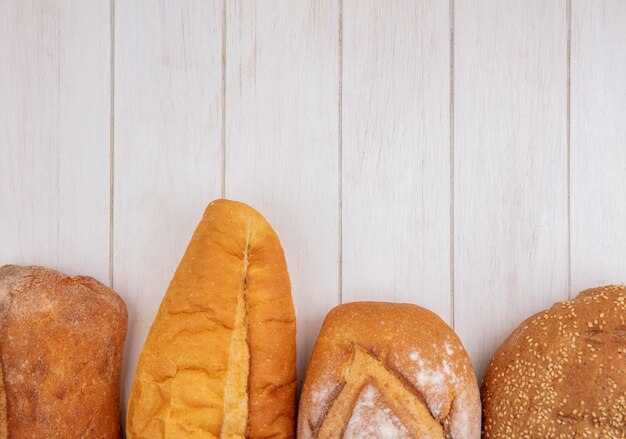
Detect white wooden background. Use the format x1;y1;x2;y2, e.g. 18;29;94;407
1;0;625;420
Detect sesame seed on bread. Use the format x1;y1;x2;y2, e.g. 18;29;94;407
482;285;626;438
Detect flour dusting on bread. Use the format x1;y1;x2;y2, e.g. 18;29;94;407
343;384;410;439
408;347;462;419
309;382;336;426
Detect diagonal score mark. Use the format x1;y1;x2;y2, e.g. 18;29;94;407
316;346;444;439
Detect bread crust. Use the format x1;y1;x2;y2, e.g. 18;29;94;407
126;199;296;439
297;302;481;439
0;264;128;438
482;285;626;438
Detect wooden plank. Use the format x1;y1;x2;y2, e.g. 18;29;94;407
342;0;452;324
454;0;569;377
225;0;340;386
571;0;626;293
114;0;223;412
0;0;110;283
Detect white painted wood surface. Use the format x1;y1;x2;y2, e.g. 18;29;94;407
0;0;111;283
342;0;452;323
454;0;569;376
571;0;626;293
1;0;626;420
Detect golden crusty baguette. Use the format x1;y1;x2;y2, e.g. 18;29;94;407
127;199;296;439
298;302;481;439
0;265;128;439
482;285;626;438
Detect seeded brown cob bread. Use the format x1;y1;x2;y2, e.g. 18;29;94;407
298;302;481;439
126;199;296;439
482;285;626;438
0;265;128;438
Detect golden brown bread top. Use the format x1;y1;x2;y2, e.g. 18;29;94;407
482;285;626;438
0;264;128;439
298;302;481;439
126;199;296;439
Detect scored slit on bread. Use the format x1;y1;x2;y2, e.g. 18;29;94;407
221;225;251;437
317;345;443;438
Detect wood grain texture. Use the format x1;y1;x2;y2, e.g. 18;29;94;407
454;0;569;377
342;0;452;324
113;0;222;414
571;0;626;292
0;0;110;283
225;0;340;386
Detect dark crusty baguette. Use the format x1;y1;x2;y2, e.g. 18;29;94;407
298;302;481;439
482;285;626;438
0;264;128;438
126;199;296;439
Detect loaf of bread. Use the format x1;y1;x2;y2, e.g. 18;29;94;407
0;265;128;438
298;302;481;439
482;285;626;437
126;199;296;438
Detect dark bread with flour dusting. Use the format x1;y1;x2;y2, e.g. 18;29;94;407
0;265;127;438
298;302;481;438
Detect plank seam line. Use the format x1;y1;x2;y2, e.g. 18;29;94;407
221;0;227;198
109;0;115;288
449;0;456;329
338;0;344;305
57;0;61;258
566;0;572;299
